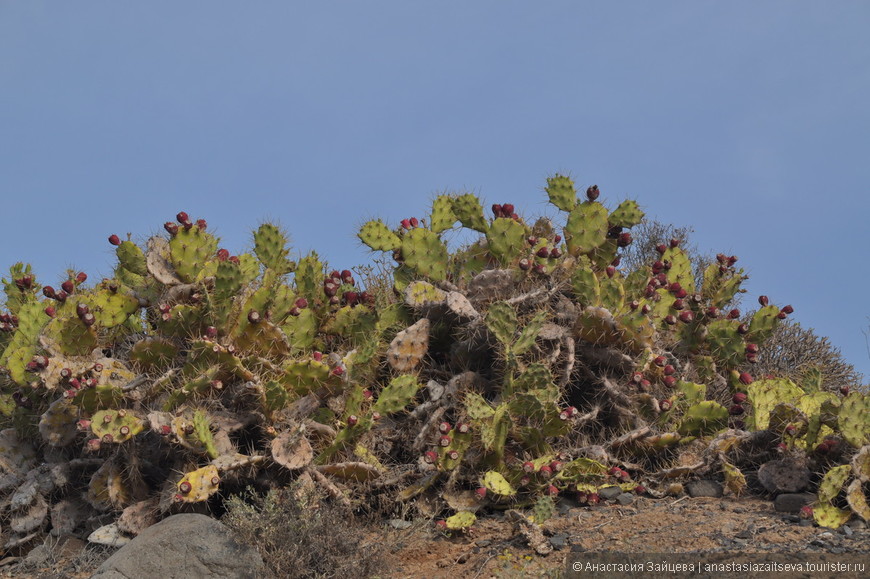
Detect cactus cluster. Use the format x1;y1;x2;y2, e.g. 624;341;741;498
1;174;867;553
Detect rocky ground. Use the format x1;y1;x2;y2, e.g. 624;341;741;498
2;486;868;578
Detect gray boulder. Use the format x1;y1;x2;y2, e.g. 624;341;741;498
90;513;263;579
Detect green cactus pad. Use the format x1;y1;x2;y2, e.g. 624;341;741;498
722;460;747;496
745;378;804;431
486;217;528;264
661;247;694;294
564;202;608;256
192;410;219;459
169;226;219;283
512;311;548;356
358;220;401;252
90;409;145;443
706;319;745;368
261;380;292;413
465;392;495;420
677;401;728;436
175;465;221;503
116;241;148;277
747;305;781;344
403;281;447;309
43;315;98;357
444;511;476;530
545;174;577;212
373;375;420;414
598;276;625;313
451;193;488;232
282;359;331;394
813;503;852;529
571;267;600;308
253;223;295;274
480;403;510;457
482;470;516;496
87;286;140;328
429;194;457;233
215;260;244;301
400;228;448;281
839;392;869;448
818;464;851;503
282;308;318;353
511;363;553;392
608;199;644;228
702;264;746;309
531;495;556;524
485;302;518;346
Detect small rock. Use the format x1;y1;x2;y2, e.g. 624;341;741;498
91;514;264;579
598;486;622;500
846;518;866;530
88;523;132;547
799;519;814;527
388;519;412;530
839;525;854;537
758;458;810;493
616;493;634;506
774;493;816;513
831;547;845;554
23;545;49;566
735;529;753;539
549;533;568;550
685;480;723;498
475;540;491;548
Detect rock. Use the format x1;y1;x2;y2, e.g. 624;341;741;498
685;480;723;498
23;544;49;566
615;493;634;506
549;532;568;550
388;519;412;530
758;458;810;494
774;493;815;513
598;486;622;500
90;514;264;579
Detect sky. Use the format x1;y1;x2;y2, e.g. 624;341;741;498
1;1;869;380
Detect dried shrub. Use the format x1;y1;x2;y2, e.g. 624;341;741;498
222;484;385;579
752;320;864;393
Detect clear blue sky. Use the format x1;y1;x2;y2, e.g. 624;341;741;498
2;2;869;380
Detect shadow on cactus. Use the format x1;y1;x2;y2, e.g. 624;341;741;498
0;175;867;555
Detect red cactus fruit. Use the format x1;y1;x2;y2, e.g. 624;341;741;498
102;433;114;443
228;255;240;264
840;385;850;396
678;311;694;323
777;311;787;320
536;246;550;258
179;481;193;494
550;461;564;472
586;185;599;201
522;461;535;473
739;372;753;385
539;465;553;479
176;211;189;224
553;234;562;244
435;520;448;531
456;423;470;434
729;404;745;416
641;303;652;314
546;485;559;497
400;218;411;230
87;439;101;452
781;305;794;314
247;310;261;324
634;485;646;495
312;351;323;362
439;435;451;447
81;313;95;326
660;399;672;411
163;221;179;235
196;218;207;230
745;343;759;354
587;493;601;505
663;375;677;387
502;203;515;215
653;355;667;367
758;295;769;307
408;217;419;228
671;298;684;310
42;286;56;299
605;265;616;278
43;305;56;318
475;487;487;500
491;203;503;217
331;366;344;377
549;247;561;259
785;424;797;436
732;392;748;404
347;415;359;426
108;234;121;246
438;422;452;434
447;450;459;460
669;238;681;248
119;425;130;436
799;505;813;520
663;364;675;376
655;244;668;255
617;232;632;247
518;258;531;271
424;451;438;464
664;314;677;325
371;411;381;421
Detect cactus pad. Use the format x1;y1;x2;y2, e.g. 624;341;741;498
175;465;221;503
253;223;295;274
358;219;401;252
386;318;429;371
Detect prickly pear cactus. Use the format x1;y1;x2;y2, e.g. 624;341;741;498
0;172;861;552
